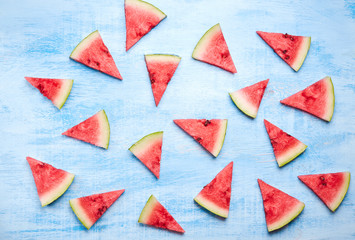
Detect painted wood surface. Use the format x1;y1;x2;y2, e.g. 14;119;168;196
0;0;354;239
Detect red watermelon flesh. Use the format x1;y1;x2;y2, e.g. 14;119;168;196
125;0;166;51
173;119;228;157
70;30;122;79
62;110;110;149
138;195;185;233
229;79;269;118
194;161;233;218
264;119;307;167
129;131;163;178
280;76;335;121
192;24;237;73
298;172;350;211
69;189;124;229
256;31;311;71
25;77;73;109
258;179;305;232
27;157;74;207
145;54;181;106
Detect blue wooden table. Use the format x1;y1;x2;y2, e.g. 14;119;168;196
0;0;354;239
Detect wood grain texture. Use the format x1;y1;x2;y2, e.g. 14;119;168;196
0;0;354;239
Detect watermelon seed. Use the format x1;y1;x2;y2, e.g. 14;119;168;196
283;50;287;54
204;120;211;126
320;176;325;181
196;137;202;142
283;33;288;38
285;55;290;60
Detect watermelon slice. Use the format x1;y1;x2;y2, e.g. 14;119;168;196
257;179;305;232
27;157;74;207
192;23;237;73
256;31;311;71
229;79;269;118
298;172;350;212
145;54;181;106
264;119;307;167
173;119;228;157
138;195;185;233
62;110;110;149
125;0;166;51
129;131;163;178
25;77;73;109
70;189;124;229
70;30;122;79
194;161;233;218
280;76;335;121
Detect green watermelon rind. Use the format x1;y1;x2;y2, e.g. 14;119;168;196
291;37;311;72
229;91;258;118
70;30;99;59
324;76;335;122
194;194;229;218
54;79;74;110
192;23;220;60
144;54;181;64
41;173;75;207
211;119;228;157
98;110;110;149
277;142;308;167
328;172;351;211
125;0;166;20
138;194;157;224
267;201;305;232
129;131;163;154
69;198;92;229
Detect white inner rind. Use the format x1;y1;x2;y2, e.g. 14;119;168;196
53;79;74;109
329;172;351;211
291;37;311;71
230;91;258;118
129;132;163;155
69;198;93;229
323;76;335;122
277;142;307;167
267;201;305;232
194;194;228;218
138;195;158;223
125;0;166;20
145;54;181;64
192;24;221;59
97;110;110;149
211;119;228;157
70;30;100;59
40;173;74;207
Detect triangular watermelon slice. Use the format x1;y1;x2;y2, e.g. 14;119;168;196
145;54;181;106
70;30;122;79
256;31;311;71
192;24;237;73
70;189;125;229
298;172;350;212
264;119;307;167
173;119;228;157
27;157;74;207
25;77;73;109
62;110;110;149
281;76;335;121
125;0;166;51
229;79;269;118
129;131;163;178
257;179;305;232
138;195;185;233
194;161;233;218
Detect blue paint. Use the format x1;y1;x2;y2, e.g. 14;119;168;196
0;0;354;239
